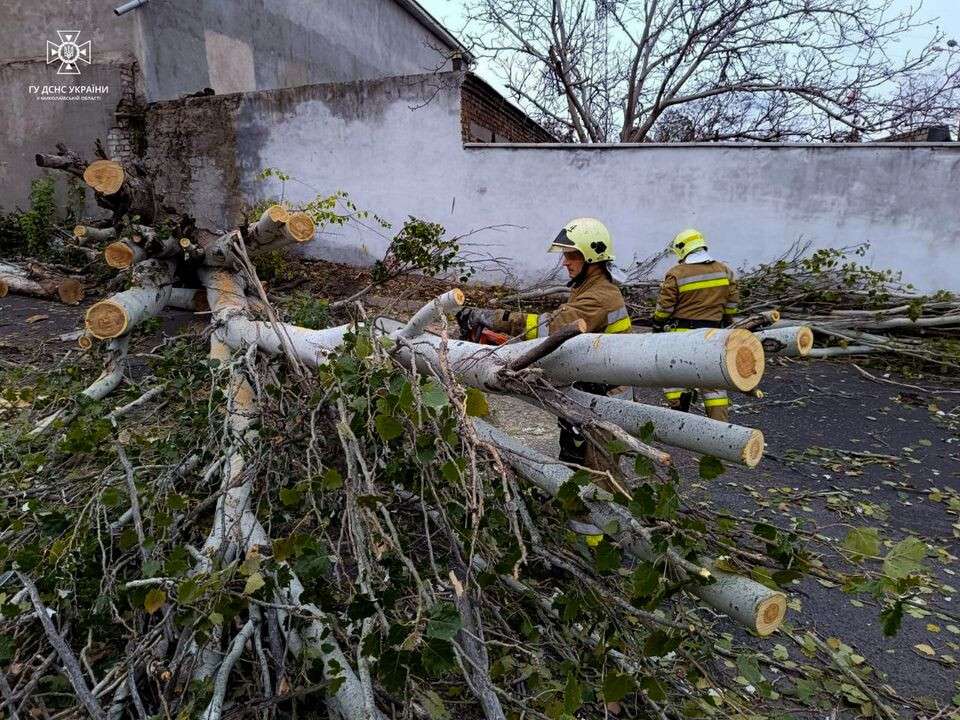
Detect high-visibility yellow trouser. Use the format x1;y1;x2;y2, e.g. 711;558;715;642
662;327;730;421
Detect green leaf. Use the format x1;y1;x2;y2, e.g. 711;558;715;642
420;637;457;675
144;588;166;614
101;487;124;508
279;486;302;507
630;562;662;601
177;578;201;605
563;673;583;713
634;455;654;478
119;527;139;552
0;635;15;663
375;414;404;441
638;421;655;442
594;540;621;574
420;381;449;409
881;599;904;637
699;455;725;480
419;689;450;719
644;630;682;657
654;482;679;519
425;602;462;641
440;460;462;484
602;672;636;702
883;537;927;579
243;572;265;596
843;527;880;558
736;655;764;686
465;387;489;417
628;483;656;517
321;468;343;490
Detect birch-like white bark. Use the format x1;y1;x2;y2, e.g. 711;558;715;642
473;419;786;636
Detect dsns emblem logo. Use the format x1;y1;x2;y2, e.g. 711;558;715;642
46;31;91;75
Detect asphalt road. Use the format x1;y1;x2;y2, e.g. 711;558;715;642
489;360;960;714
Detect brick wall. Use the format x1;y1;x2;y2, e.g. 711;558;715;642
460;73;554;144
106;61;146;163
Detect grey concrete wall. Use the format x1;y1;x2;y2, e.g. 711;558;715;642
0;0;454;211
136;0;453;101
144;73;960;293
0;1;139;211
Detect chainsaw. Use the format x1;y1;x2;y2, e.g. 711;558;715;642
455;311;509;346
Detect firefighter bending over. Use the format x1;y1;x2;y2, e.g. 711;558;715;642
457;217;632;465
652;228;739;422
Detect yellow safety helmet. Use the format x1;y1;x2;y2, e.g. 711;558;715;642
671;228;707;260
548;217;615;263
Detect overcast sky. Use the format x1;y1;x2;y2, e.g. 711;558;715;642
421;0;960;96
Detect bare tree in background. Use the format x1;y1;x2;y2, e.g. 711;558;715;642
462;0;960;142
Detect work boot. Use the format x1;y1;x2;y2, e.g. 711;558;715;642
705;404;729;422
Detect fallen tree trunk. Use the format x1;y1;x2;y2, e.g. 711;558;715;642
0;261;84;305
378;318;764;393
561;388;765;467
755;326;814;357
85;260;175;339
474;419;787;636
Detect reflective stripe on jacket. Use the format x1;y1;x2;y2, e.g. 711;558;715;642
492;268;632;339
652;260;739;326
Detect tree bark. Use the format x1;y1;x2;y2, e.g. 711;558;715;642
755;326;814;357
85;260;175;339
561;388;765;467
377;318;765;393
473;419;787;636
0;261;84;305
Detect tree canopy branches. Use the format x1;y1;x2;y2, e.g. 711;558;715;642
462;0;960;142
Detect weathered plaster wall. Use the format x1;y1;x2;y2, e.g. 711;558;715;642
134;0;453;101
0;0;139;211
144;73;960;292
0;0;454;210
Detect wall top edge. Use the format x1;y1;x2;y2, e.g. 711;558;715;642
464;142;959;150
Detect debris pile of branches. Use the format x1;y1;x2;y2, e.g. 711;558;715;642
0;151;952;719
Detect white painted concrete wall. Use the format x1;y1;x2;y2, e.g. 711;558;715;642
159;74;960;293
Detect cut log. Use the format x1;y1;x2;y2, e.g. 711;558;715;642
83;160;125;195
755;326;813;357
0;261;85;305
203;211;318;267
284;211;316;243
473;419;786;636
561;389;765;467
73;225;117;245
377;319;765;393
85;260;175;339
36;146;159;223
104;240;147;269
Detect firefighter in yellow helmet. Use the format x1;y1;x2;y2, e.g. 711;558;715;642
458;218;632;465
651;228;739;422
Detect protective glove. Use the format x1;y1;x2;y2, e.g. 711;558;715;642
456;306;497;331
